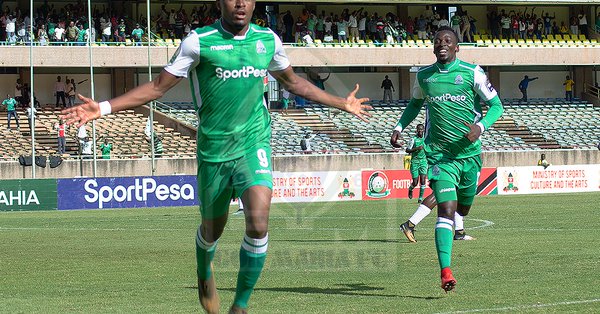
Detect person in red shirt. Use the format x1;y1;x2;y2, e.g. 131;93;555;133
54;118;68;155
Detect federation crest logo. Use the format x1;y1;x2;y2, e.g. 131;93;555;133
366;171;390;198
338;177;356;199
256;40;267;54
454;75;463;85
502;171;519;192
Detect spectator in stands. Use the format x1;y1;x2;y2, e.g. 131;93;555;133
2;94;20;131
542;11;555;36
537;153;550;169
300;133;315;154
563;76;575;101
5;14;16;44
116;19;126;42
146;132;163;158
26;105;36;132
66;79;76;107
577;10;588;39
99;137;112;159
54;76;67;108
38;24;49;45
278;88;291;115
381;75;395;102
461;11;472;43
596;13;600;34
131;23;144;45
66;21;78;43
518;75;538;102
55;118;68;154
451;13;462;40
100;16;111;42
80;136;93;159
15;79;24;106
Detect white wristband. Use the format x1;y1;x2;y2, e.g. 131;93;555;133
99;101;112;116
476;122;485;134
394;125;403;133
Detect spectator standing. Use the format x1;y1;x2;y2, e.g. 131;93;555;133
15;79;24;106
537;153;550;169
563;76;575;101
518;75;538;102
131;23;144;45
358;12;367;41
300;133;315;154
55;118;68;154
146;132;163;158
5;14;16;44
450;13;461;39
100;137;113;159
577;11;588;39
26;105;37;131
80;136;93;159
66;21;78;43
2;94;20;131
461;11;472;42
381;75;395;102
66;79;76;107
38;24;49;45
101;17;111;43
54;23;65;42
54;76;67;107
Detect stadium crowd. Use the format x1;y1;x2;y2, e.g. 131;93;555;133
1;2;598;45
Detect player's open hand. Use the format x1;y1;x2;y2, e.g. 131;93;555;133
390;130;402;148
344;84;372;122
463;121;481;142
61;94;101;127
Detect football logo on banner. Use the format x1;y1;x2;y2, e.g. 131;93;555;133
366;171;390;198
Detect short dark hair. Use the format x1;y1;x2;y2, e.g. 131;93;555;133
435;26;459;42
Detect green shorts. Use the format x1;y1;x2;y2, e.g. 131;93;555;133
410;159;428;178
427;155;482;206
197;142;273;219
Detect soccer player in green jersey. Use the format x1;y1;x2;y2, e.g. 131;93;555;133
405;123;427;203
390;26;503;292
62;0;371;312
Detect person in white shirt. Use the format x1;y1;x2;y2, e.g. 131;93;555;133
27;106;37;131
358;12;367;41
55;25;65;42
80;137;93;159
5;15;16;44
54;76;66;107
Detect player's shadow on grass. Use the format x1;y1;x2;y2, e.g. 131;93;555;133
220;283;441;300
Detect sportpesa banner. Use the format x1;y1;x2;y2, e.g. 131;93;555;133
57;176;197;210
497;164;600;195
361;168;497;200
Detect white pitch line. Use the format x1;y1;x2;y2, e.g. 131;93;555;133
438;298;600;313
468;219;494;230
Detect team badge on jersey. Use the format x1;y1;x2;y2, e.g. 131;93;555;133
454;75;463;85
485;79;496;93
256;40;267;54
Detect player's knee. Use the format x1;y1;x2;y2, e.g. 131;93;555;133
456;204;472;216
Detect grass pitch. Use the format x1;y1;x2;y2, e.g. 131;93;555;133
1;193;599;313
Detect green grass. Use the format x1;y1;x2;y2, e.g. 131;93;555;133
1;193;600;313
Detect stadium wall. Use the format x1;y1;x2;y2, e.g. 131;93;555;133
3;150;598;180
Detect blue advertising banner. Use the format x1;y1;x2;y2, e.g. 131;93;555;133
57;175;198;210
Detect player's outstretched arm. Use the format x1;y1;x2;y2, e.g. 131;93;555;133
270;66;372;122
61;70;182;127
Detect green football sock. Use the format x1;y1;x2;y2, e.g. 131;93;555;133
233;234;268;309
419;185;426;199
195;226;217;280
435;217;454;269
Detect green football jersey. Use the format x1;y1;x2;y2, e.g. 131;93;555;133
164;21;290;162
397;59;503;160
408;136;426;162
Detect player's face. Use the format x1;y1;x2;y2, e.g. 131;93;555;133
416;125;424;137
433;31;459;64
218;0;255;35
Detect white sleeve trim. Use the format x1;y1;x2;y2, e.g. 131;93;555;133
473;65;497;101
476;122;485;134
394;125;403;133
411;77;424;99
268;32;291;72
163;32;200;79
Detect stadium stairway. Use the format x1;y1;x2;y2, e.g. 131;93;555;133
284;109;386;153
